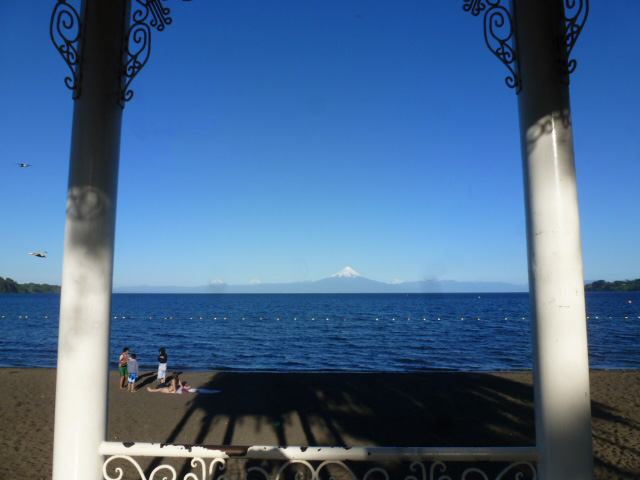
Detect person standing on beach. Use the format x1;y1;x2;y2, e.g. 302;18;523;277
119;347;130;389
127;353;139;392
157;347;168;384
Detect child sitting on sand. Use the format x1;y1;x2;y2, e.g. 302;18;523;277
127;353;139;392
146;372;221;394
147;372;187;394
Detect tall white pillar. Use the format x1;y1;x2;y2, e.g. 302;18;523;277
52;1;131;479
511;1;594;479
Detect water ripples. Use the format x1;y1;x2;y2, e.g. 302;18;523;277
0;292;638;371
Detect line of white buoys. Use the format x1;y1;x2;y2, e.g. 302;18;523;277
8;313;635;322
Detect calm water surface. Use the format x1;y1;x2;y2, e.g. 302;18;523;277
0;292;638;372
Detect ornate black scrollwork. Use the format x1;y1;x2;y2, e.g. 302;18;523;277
462;0;487;17
465;0;589;91
564;0;589;74
462;0;486;17
482;1;520;91
50;0;82;98
121;0;173;104
144;0;173;31
463;0;520;92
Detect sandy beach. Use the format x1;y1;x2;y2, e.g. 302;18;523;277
0;369;637;479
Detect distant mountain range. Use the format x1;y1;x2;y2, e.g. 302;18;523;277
114;267;527;294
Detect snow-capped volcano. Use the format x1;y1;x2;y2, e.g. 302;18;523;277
116;265;527;293
330;266;362;278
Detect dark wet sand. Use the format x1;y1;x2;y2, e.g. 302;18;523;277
0;369;638;479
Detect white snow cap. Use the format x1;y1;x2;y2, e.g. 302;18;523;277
390;279;405;284
249;278;262;285
210;278;225;285
331;266;362;278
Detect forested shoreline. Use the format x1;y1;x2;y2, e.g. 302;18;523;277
2;276;638;293
585;279;640;292
0;277;61;293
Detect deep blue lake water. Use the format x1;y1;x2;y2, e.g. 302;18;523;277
0;292;638;372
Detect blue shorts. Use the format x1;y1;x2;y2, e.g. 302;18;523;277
128;373;138;384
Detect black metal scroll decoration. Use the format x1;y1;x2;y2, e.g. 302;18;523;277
483;1;520;91
564;0;589;75
50;0;82;99
462;0;486;17
121;0;174;104
463;0;520;93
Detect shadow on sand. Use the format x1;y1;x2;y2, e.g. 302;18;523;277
130;371;640;479
142;372;539;478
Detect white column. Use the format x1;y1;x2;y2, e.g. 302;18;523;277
52;1;131;479
511;1;594;479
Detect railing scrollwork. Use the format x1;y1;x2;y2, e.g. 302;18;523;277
103;455;227;480
413;461;537;480
102;456;537;480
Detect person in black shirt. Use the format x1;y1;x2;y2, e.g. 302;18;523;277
157;347;168;384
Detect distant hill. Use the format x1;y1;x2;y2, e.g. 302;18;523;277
114;267;528;294
585;279;640;292
0;277;61;293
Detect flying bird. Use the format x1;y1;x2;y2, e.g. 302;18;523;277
29;251;47;258
18;163;32;167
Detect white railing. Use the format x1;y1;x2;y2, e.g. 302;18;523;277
100;442;538;480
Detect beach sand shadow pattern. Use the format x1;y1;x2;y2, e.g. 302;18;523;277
0;369;636;479
103;371;639;480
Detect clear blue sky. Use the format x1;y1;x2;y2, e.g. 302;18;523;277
1;1;638;288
